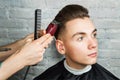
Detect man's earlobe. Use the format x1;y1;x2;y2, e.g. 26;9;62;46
55;40;65;55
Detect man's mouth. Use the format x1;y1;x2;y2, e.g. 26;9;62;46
88;52;97;57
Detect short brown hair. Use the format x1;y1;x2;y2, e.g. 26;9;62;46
54;4;89;39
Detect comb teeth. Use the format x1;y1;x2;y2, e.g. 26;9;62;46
36;9;41;29
34;9;41;39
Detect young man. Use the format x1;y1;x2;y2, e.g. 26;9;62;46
34;4;119;80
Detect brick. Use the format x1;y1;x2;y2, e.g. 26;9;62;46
0;28;8;38
98;49;120;58
90;7;120;19
98;39;120;50
93;19;120;29
0;8;8;19
9;8;34;19
106;29;120;39
7;29;29;39
0;38;13;46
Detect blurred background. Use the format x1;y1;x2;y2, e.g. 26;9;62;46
0;0;120;80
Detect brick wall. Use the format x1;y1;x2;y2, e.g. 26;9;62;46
0;0;119;80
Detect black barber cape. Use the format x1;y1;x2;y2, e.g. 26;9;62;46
34;59;119;80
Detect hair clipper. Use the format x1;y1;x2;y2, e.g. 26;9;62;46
46;20;58;36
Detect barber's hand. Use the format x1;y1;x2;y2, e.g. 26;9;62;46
15;33;53;66
19;30;46;49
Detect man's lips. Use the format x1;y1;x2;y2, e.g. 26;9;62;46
88;52;97;57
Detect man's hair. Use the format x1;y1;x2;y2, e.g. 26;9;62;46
54;4;89;39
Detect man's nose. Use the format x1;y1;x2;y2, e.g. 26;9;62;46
88;38;98;50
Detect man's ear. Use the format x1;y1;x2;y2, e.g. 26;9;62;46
55;40;65;55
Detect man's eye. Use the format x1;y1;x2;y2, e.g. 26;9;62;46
92;33;97;38
77;37;84;41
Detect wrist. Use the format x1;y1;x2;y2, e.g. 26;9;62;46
15;51;30;67
13;53;26;68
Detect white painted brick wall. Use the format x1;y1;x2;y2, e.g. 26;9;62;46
0;0;119;80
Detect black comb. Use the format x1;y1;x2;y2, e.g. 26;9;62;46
34;9;41;40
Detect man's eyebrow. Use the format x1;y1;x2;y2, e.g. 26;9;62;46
93;29;97;33
72;32;86;38
72;28;97;38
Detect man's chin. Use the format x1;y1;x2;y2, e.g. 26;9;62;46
88;59;97;65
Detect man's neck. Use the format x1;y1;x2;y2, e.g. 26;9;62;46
64;60;92;75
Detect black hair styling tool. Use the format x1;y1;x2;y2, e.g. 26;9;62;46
34;9;41;39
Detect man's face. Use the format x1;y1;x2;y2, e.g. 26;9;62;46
56;17;98;69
